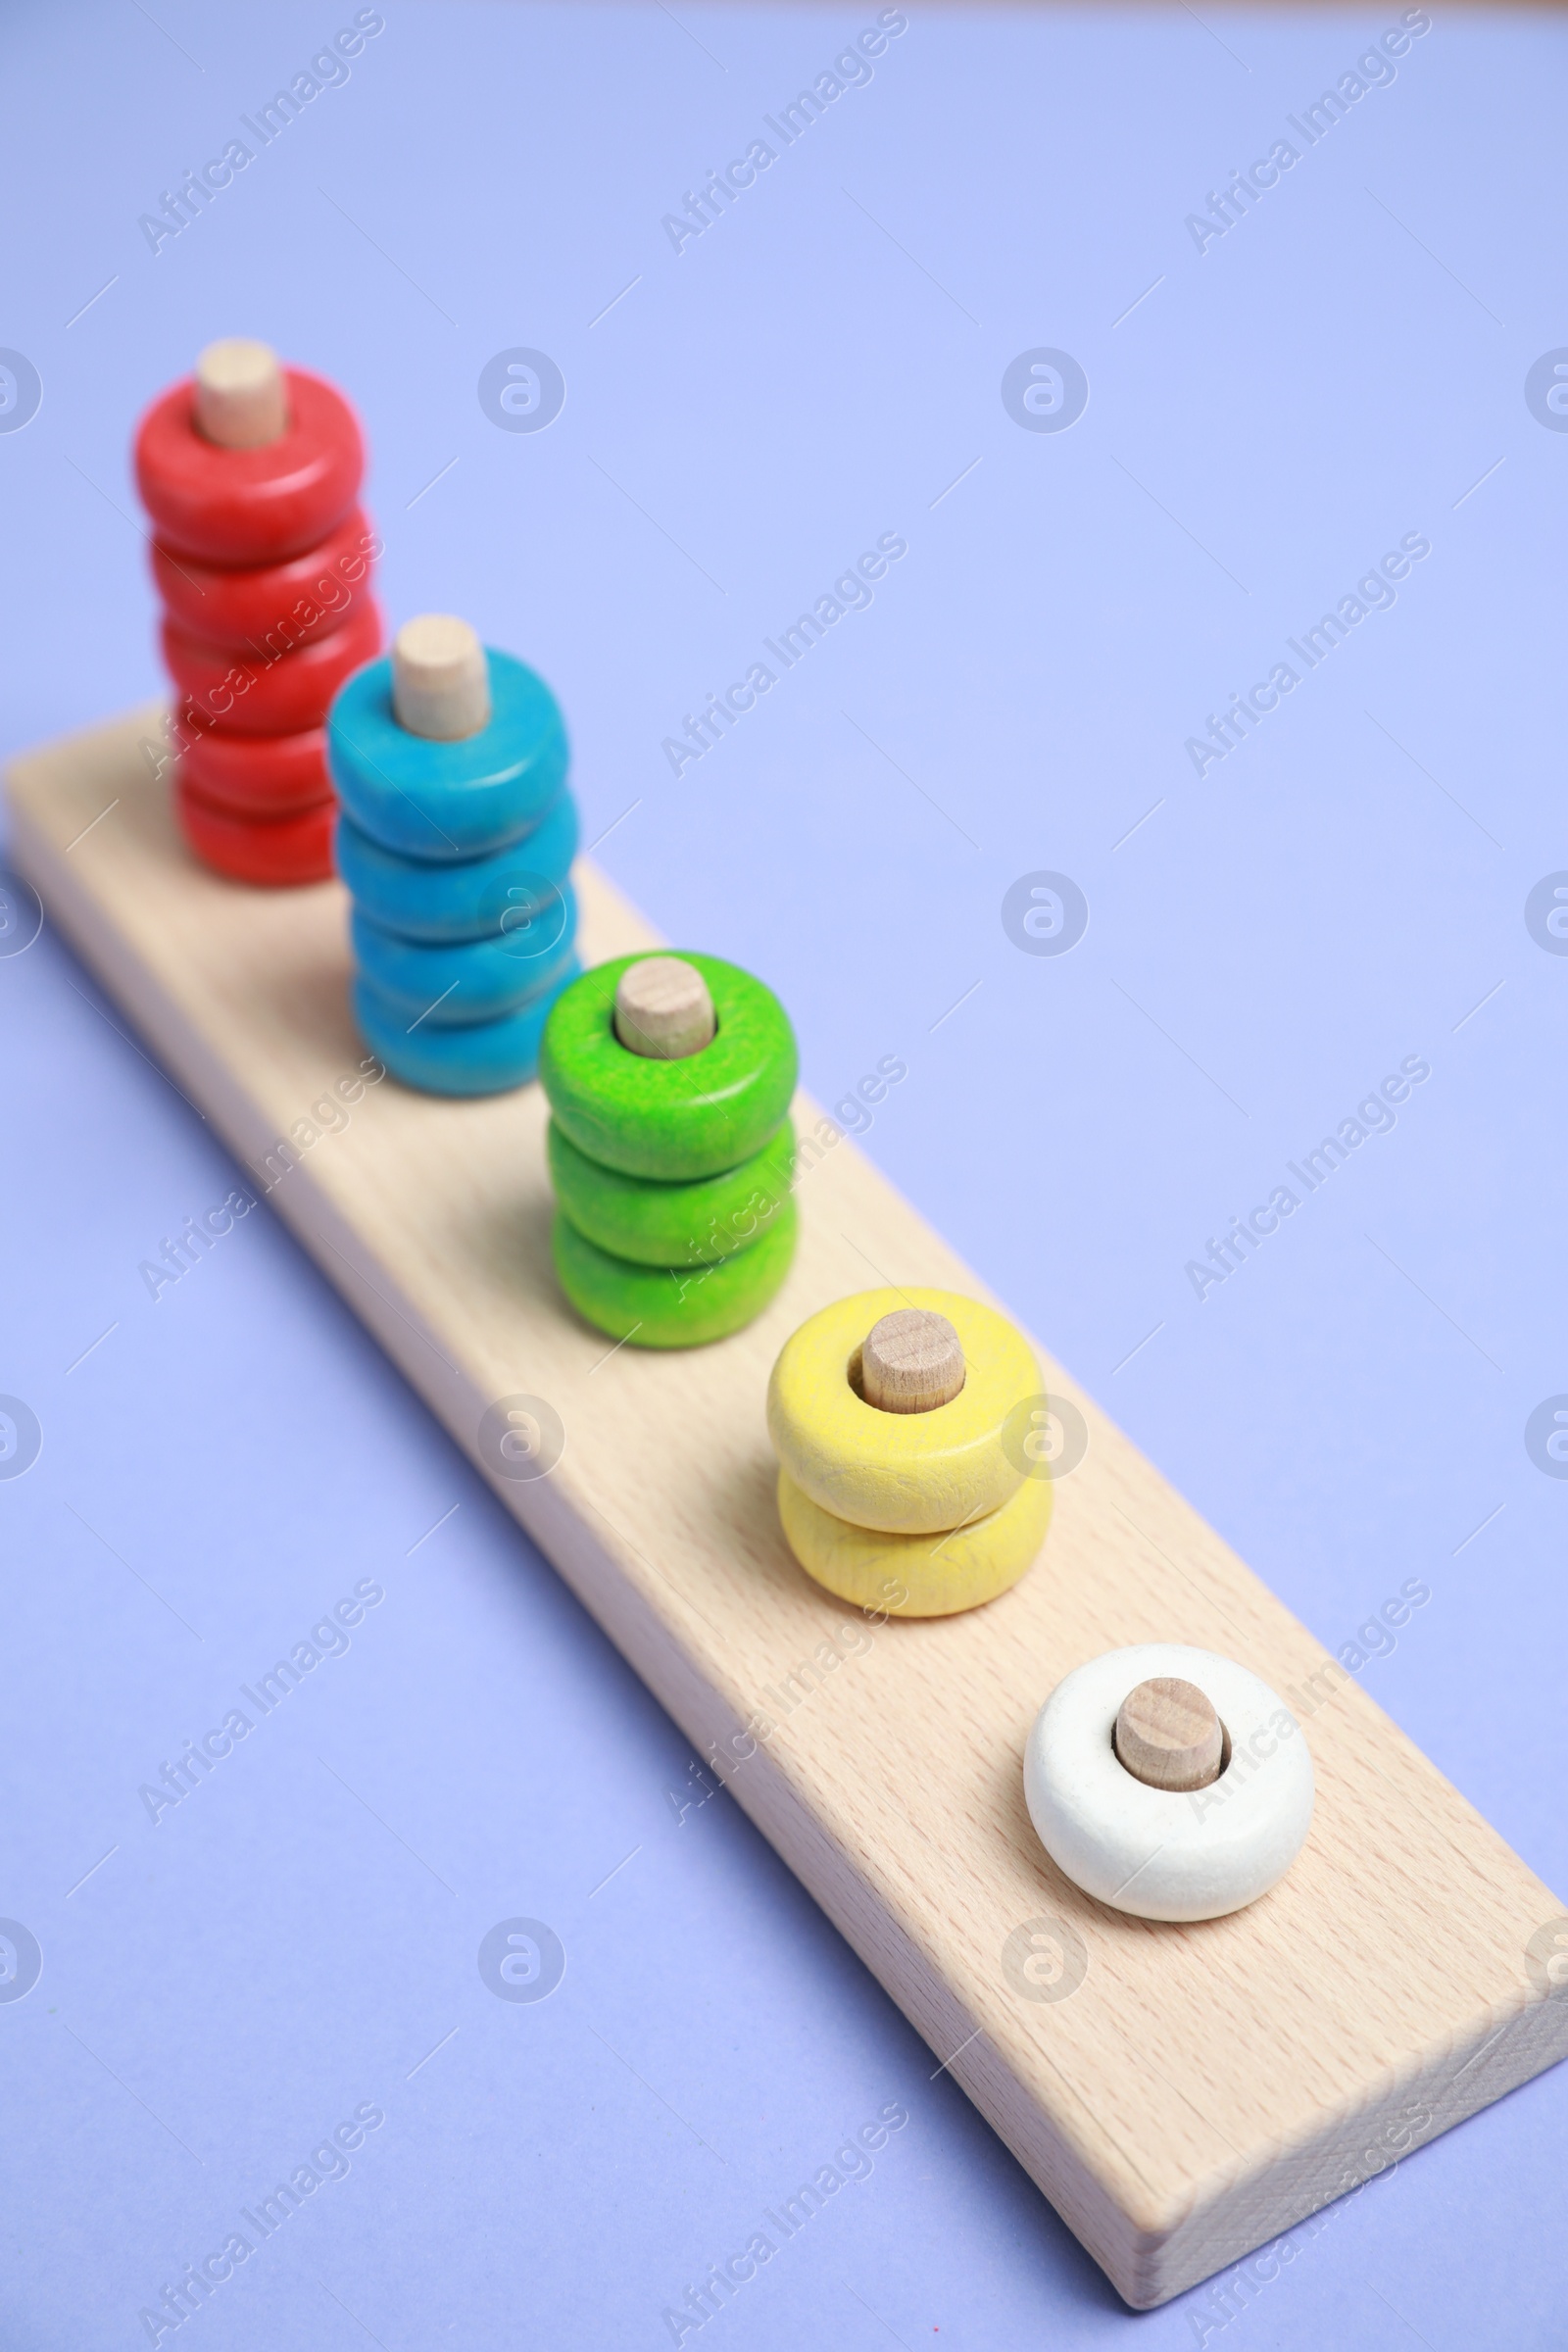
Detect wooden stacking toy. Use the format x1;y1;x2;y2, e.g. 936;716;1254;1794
327;614;579;1094
1023;1643;1316;1920
14;351;1568;2327
134;339;380;886
766;1287;1051;1615
539;952;798;1345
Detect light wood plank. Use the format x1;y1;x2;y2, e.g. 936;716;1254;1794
9;708;1566;2308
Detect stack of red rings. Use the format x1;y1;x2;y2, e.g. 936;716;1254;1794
134;359;381;886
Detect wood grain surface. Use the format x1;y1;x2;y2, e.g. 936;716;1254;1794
10;707;1567;2308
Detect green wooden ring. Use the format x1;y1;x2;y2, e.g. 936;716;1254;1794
548;1117;796;1268
552;1198;798;1348
540;953;798;1180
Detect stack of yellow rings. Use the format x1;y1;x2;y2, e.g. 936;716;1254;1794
766;1287;1053;1617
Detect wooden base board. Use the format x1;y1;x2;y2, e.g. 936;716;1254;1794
9;708;1567;2309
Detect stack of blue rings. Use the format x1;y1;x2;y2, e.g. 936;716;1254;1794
326;644;580;1095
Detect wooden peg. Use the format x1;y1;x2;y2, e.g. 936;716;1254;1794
613;956;715;1060
392;614;491;742
193;339;288;449
861;1307;965;1414
1114;1677;1224;1792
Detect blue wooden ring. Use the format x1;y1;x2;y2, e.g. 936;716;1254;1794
327;648;568;860
351;890;577;1027
353;960;580;1097
334;790;577;942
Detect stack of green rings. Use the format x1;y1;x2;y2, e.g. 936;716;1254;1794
539;952;800;1348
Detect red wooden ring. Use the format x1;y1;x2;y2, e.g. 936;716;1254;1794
176;776;336;888
152;505;379;652
134;368;365;564
179;725;331;817
165;595;382;737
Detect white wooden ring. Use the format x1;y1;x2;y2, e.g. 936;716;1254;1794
1022;1643;1314;1922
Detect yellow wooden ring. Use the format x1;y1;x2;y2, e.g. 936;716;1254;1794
765;1287;1040;1534
777;1466;1052;1617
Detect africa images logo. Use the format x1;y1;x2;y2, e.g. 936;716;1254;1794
1001;872;1089;956
0;1921;43;2003
1524;352;1568;432
1000;350;1089;434
1524;1397;1568;1479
